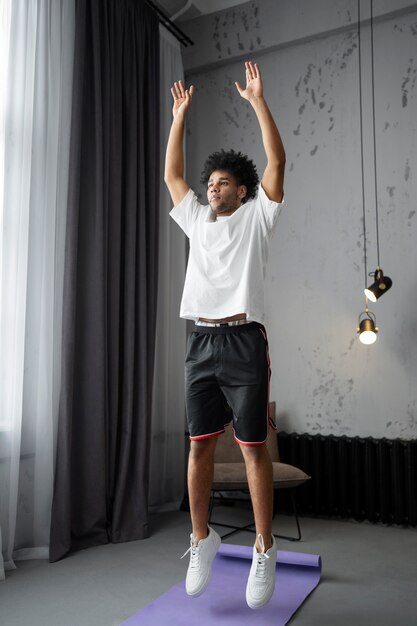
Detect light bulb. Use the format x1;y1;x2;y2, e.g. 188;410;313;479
359;329;377;344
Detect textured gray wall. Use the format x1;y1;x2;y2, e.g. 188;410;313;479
179;0;417;438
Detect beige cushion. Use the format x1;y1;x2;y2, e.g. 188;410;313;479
212;461;310;490
272;462;310;489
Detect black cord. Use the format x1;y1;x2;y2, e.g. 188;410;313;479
357;0;368;290
144;0;194;47
370;0;380;268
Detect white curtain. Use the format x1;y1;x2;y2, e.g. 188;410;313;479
149;26;187;512
0;0;74;578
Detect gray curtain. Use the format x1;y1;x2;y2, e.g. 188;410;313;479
50;0;160;562
148;26;186;513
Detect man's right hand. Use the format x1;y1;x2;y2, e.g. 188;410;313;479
171;80;194;119
165;81;193;205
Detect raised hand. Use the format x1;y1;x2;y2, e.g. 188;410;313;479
235;61;263;101
171;80;194;118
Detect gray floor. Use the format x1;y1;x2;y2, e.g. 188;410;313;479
0;506;416;626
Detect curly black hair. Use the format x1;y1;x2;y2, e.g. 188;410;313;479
200;149;259;201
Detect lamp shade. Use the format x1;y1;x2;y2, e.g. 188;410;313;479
364;268;392;302
357;310;378;345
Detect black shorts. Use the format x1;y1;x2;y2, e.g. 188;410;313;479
184;322;276;446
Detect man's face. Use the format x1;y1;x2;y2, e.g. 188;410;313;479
206;170;247;216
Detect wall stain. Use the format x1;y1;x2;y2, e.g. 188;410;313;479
304;63;316;85
292;37;360;141
237;32;245;51
310;369;354;426
298;101;307;115
223;86;235;104
387;407;416;434
340;339;356;356
405;160;410;181
406;402;416;429
242;11;249;32
401;60;417;108
223;111;239;128
210;4;260;60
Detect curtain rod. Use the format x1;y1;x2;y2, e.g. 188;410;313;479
145;0;194;46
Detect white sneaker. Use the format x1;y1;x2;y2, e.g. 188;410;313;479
181;526;221;597
246;533;277;609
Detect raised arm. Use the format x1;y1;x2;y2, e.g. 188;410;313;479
235;62;285;203
164;80;194;207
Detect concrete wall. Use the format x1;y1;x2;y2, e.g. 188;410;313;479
178;0;417;439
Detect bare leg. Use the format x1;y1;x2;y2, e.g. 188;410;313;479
239;442;274;551
188;437;218;543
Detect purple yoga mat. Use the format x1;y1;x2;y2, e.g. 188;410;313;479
121;544;322;626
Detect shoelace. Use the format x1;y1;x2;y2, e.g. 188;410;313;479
253;534;270;581
181;538;200;571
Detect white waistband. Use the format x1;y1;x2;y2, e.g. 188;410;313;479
195;319;250;327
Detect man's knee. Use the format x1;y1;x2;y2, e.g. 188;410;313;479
239;442;270;464
189;437;218;462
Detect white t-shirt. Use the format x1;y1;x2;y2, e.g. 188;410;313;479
169;185;283;324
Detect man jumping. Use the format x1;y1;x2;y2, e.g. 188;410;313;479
164;61;286;610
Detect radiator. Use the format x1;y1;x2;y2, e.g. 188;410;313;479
277;432;417;526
